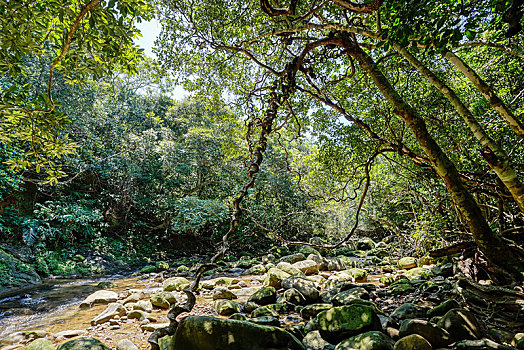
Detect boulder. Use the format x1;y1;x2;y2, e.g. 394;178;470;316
356;238;376;251
277;262;306;277
282;276;320;301
4;330;47;344
393;334;431;350
25;339;55;350
335;331;394;350
91;302;126;325
156;261;169;270
53;330;85;339
278;288;306;305
390;304;429;325
247;264;267;275
346;268;368;283
97;281;116;289
398;319;450;348
248;286;277;305
280;253;306;264
308;254;328;270
300;304;333;319
251;306;279;318
57;338;110;350
134;300;153;312
140;265;156;273
264;268;291;289
127;309;149;321
331;287;369;306
248;316;280;326
150;291;176;309
213;287;237;300
326;258;346;271
293;260;320;275
163;277;191;291
426;299;460;317
302;330;334;350
79;290;118;308
316;304;382;343
116;339;139;350
437;308;483;342
397;257;417;270
0;248;41;294
162;315;305;349
402;267;427;280
214;299;242;316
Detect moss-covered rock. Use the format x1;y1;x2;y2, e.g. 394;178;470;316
163;276;190;291
397;257;417;270
25;338;55;350
57;338;110;350
248;286;277;305
0;248;41;294
316;304;382;343
264;267;291;289
335;331;394;350
150;291;176;309
155;261;169;270
140;265;157;274
393;334;431;350
214;299;243;316
331;287;369;306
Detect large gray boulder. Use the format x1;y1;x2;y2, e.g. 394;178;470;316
282;276;320;301
91;302;126;325
79;290;118;308
160;315;305;349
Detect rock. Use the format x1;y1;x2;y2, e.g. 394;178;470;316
248;286;277;305
426;299;460;317
155;261;169;270
91;302;126;325
4;331;47;344
127;309;149;321
277;262;306;276
327;258;346;271
134;300;153;312
278;288;306;305
214;299;243;315
282;276;320;301
123;293;141;304
402;267;427;280
437;308;483;342
280;253;306;264
308;254;328;270
454;338;515;349
303;330;335;350
176;265;189;273
299;246;321;257
266;303;293;314
331;287;369;306
393;334;431;350
79;290;118;308
346;268;368;282
397;257;417;270
301;304;333;319
399;319;450;348
387;280;415;295
264;268;291;289
164;315;305;349
163;277;191;291
150;291;176;309
230;313;248;321
316;304;382;343
262;254;276;264
390;304;429;325
116;339;139;350
251;306;279;318
243;301;259;313
379;276;395;286
140;265;157;274
25;339;55;350
512;333;524;349
292;260;320;275
97;281;115;289
140;323;170;331
53;330;85;339
335;331;394;350
0;248;41;294
247;264;267;275
248;316;280;326
356;238;376;251
213;287;237;300
57;338;110;350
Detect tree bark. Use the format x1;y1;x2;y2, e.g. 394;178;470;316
442;49;524;137
396;45;524;214
352;46;523;278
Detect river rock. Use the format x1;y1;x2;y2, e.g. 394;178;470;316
399;319;450;348
134;300;153;312
163;315;305;349
326;258;345;271
0;248;41;294
426;299;460;317
4;330;47;344
454;338;515;349
302;330;334;350
277;262;306;277
356;237;376;250
53;330;85;339
247;264;267;275
163;277;190;291
389;303;429;325
91;302;126;325
335;331;394;350
79;290;118;308
25;338;55;350
150;291;176;309
280;253;306;264
307;254;328;270
57;338;110;350
213;286;237;300
264;268;291;289
278;288;306;305
331;287;369;306
247;286;277;305
346;268;368;282
393;334;431;350
282;276;320;301
316;304;382;343
437;308;483;342
402;267;427;280
251;306;279;318
397;257;417;270
214;299;242;315
248;315;280;326
116;339;139;350
292;260;319;275
301;304;333;319
127;309;149;321
140;323;170;331
123;293;141;304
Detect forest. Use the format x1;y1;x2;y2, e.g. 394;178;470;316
0;0;524;349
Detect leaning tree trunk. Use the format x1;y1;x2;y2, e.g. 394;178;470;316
396;45;524;214
351;44;523;279
442;49;524;137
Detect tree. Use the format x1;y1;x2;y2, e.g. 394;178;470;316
156;0;524;278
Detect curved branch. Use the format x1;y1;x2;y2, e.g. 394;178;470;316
260;0;299;17
329;0;383;14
